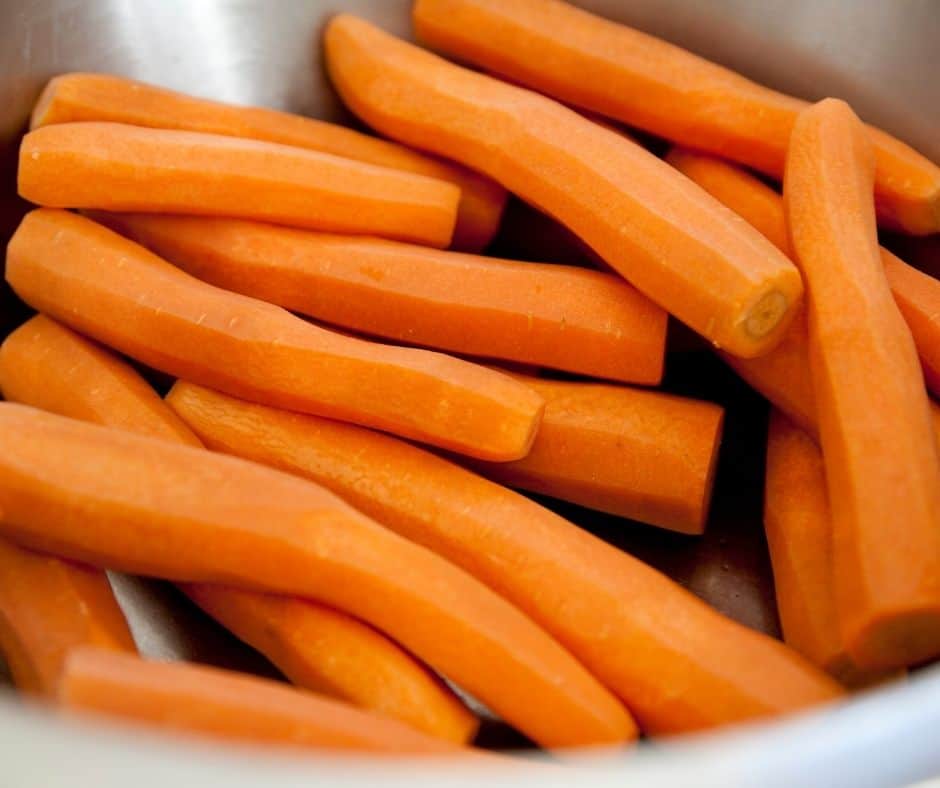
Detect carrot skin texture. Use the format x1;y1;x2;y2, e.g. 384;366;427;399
668;149;940;404
764;411;894;687
0;404;634;749
18;122;459;249
466;373;724;534
785;99;940;671
96;211;666;385
30;72;506;252
0;539;135;696
323;15;804;359
0;313;475;742
413;0;940;235
5;209;544;461
181;585;478;745
168;382;843;736
59;648;468;754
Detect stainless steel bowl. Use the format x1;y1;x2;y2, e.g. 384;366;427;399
1;1;939;785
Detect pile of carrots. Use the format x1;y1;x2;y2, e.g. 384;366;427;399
1;0;939;758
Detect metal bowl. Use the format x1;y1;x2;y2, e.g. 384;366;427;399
1;1;939;785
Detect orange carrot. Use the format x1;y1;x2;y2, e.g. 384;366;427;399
0;539;135;696
785;98;940;671
179;586;477;744
5;209;544;461
0;312;476;742
466;372;724;534
18;122;459;248
323;15;803;359
168;381;843;735
764;411;895;687
669;149;940;403
0;403;635;749
30;72;506;252
59;648;468;754
0;315;201;447
97;212;667;385
413;0;940;235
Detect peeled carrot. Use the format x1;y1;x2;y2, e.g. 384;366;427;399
30;73;506;252
18;122;459;248
0;315;201;447
466;372;724;534
413;0;940;236
5;209;544;461
168;381;843;735
0;312;476;742
764;411;894;687
0;403;635;749
323;15;803;359
785;98;940;671
96;212;667;385
0;539;135;696
59;648;467;754
669;149;940;403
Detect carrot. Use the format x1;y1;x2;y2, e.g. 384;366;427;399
59;648;468;754
0;313;476;742
5;209;544;461
466;371;724;534
30;73;506;252
0;315;201;447
0;539;135;696
181;585;477;745
412;0;940;236
96;212;667;385
18;122;459;249
0;403;635;748
168;381;843;735
323;15;803;359
669;149;940;403
784;98;940;671
764;411;896;688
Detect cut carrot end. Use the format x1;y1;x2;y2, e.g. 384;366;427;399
743;290;789;340
848;607;940;672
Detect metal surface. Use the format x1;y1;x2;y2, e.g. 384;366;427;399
0;0;939;785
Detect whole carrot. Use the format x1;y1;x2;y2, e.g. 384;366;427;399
94;212;667;385
669;149;940;404
59;648;469;755
413;0;940;235
19;122;459;248
0;403;635;749
0;539;135;696
785;98;940;671
0;313;477;743
30;72;506;252
168;381;843;736
323;15;804;359
5;209;544;461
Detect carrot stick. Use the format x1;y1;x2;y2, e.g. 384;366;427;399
668;149;940;403
412;0;940;236
0;403;635;749
0;313;477;742
168;381;843;735
30;73;506;252
0;539;135;696
784;98;940;671
96;212;667;385
764;411;896;688
181;585;477;744
5;209;544;461
0;315;201;447
323;15;803;359
18;122;459;249
59;648;468;754
466;371;724;534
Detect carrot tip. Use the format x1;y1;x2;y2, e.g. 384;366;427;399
743;290;789;340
